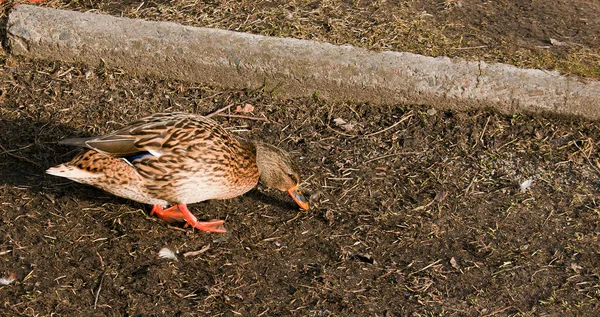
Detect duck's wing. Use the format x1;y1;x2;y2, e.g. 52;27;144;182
59;136;140;157
59;113;219;157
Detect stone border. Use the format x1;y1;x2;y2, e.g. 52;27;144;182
7;5;600;119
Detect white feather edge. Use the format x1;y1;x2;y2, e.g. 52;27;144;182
148;149;163;157
46;165;104;179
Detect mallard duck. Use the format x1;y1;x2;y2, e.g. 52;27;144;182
46;112;309;233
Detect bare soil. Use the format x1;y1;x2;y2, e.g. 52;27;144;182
1;1;600;317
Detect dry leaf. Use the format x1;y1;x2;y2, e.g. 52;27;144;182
333;117;355;132
235;104;254;113
333;118;347;125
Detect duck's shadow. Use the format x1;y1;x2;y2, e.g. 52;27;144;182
0;118;297;212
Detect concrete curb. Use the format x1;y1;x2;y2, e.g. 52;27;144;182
7;5;600;119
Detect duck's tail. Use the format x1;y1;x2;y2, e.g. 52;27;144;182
46;164;103;182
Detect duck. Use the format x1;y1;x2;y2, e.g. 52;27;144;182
46;112;309;233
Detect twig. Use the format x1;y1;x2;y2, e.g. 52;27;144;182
213;113;270;122
206;95;263;118
257;308;270;317
363;111;413;138
326;125;358;138
94;272;105;309
412;200;434;211
363;151;424;163
481;306;513;317
96;251;105;270
0;143;33;154
55;67;75;78
206;103;234;117
572;139;600;175
479;116;491;145
449;45;488;50
408;259;442;276
167;225;187;232
363;120;403;138
327;111;413;139
183;244;211;257
0;144;43;168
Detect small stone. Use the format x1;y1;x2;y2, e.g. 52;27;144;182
450;257;460;270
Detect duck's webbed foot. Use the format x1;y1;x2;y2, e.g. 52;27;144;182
151;204;226;233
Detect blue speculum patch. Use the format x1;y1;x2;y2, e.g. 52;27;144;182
124;152;153;164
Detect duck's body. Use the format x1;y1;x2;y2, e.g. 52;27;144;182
47;113;308;232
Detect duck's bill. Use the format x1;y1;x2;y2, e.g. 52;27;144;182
287;188;309;210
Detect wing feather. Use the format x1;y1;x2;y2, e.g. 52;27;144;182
58;113;219;158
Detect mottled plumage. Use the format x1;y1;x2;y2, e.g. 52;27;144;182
47;113;309;232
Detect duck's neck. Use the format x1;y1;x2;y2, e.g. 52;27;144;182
251;141;267;174
252;141;294;188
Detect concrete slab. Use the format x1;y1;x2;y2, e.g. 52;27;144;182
7;5;600;119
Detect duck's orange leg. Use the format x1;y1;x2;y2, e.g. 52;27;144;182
151;204;226;233
176;204;226;233
151;205;186;223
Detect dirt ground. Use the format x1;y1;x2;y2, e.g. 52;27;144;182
1;1;600;317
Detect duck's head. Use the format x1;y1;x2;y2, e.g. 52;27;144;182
254;142;309;210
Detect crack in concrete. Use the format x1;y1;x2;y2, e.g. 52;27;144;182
475;61;482;89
